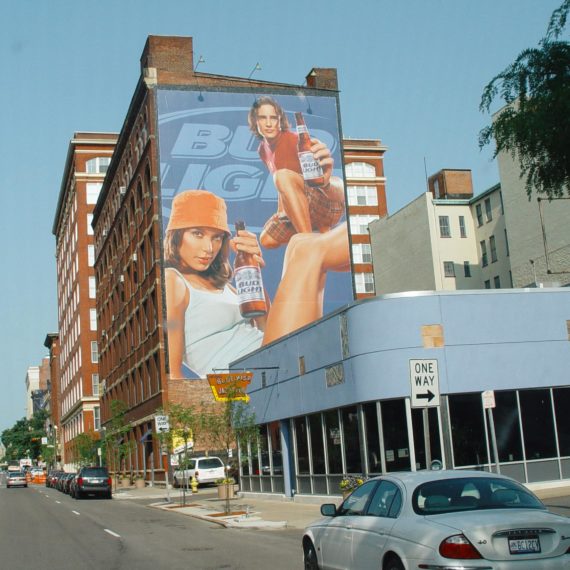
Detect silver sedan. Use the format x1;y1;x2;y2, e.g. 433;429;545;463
303;469;570;569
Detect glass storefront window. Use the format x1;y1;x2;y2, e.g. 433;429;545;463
449;393;487;467
294;417;310;474
363;402;381;473
381;399;410;471
324;410;343;474
342;406;362;473
308;413;325;474
492;391;523;462
554;388;570;456
519;389;557;459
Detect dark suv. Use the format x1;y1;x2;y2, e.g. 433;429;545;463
72;466;112;499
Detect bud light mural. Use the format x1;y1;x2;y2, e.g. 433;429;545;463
157;88;353;378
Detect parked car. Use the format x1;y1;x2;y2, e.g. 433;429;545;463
71;466;112;499
173;456;226;487
57;472;75;493
302;469;570;570
6;471;28;488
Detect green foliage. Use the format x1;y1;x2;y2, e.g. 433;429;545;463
1;410;49;461
479;0;570;199
101;400;134;476
73;432;99;467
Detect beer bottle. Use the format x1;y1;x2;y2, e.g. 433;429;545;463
234;221;267;318
295;111;325;187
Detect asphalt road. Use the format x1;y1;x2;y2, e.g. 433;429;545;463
0;476;303;570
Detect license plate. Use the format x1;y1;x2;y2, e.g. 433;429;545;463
509;537;541;554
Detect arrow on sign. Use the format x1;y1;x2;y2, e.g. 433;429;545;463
417;390;435;402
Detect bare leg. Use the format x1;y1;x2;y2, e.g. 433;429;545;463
262;223;350;345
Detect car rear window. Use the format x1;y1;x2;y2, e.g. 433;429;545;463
9;472;25;477
413;476;544;515
82;468;109;477
199;458;223;469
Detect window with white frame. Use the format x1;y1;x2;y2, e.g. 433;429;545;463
352;243;372;264
89;276;96;299
91;341;98;363
93;406;101;431
90;309;97;331
476;204;483;227
92;374;99;396
484;197;493;222
347;185;378;206
345;162;376;179
464;261;471;277
490;235;497;263
494;275;501;289
439;216;451;238
88;245;95;266
86;157;110;175
443;261;455;277
86;183;103;205
355;272;375;294
87;214;93;235
480;240;488;267
459;216;467;238
349;214;380;235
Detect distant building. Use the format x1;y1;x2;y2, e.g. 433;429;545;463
25;358;49;419
52;132;117;469
496;143;570;288
370;169;511;294
44;333;62;466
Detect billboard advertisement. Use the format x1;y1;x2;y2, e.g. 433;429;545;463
157;88;353;378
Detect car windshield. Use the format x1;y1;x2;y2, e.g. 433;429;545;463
9;472;25;477
199;458;223;469
413;476;545;515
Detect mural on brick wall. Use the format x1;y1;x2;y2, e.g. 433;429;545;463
157;89;353;378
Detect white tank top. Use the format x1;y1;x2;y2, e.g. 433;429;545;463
167;268;264;377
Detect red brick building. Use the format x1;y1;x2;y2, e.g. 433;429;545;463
92;36;387;480
52;132;117;468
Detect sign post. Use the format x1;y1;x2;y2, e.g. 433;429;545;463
482;391;500;473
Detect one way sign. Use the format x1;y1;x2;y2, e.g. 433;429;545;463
409;359;440;408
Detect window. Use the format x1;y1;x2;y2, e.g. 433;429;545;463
86;156;110;174
490;235;497;263
459;216;467;238
449;393;487;467
476;204;483;226
92;374;99;396
504;229;510;256
464;261;471;278
484;197;492;222
347;185;378;206
89;276;96;299
443;261;455;277
480;240;488;267
88;245;95;267
349;215;380;235
345;162;376;179
352;243;372;264
86;183;102;205
355;272;375;294
484;280;491;289
93;407;101;431
494;275;501;289
90;308;97;331
439;216;451;238
87;214;93;236
367;481;402;518
491;391;523;462
91;341;99;363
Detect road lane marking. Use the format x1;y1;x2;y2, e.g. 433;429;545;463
56;500;61;504
72;511;80;515
104;529;121;538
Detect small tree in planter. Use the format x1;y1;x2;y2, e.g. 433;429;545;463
200;383;259;514
101;400;133;491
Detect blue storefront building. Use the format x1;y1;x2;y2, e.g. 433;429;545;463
232;288;570;498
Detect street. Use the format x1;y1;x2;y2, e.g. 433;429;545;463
0;475;303;569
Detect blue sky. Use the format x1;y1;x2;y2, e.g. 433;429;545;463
0;0;562;433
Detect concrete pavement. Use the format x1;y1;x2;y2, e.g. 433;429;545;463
112;484;327;529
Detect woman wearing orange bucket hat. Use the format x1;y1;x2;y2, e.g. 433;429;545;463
164;189;349;378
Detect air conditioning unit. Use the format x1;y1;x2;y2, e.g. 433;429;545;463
132;253;137;261
102;229;108;237
119;186;126;195
120;274;125;283
111;315;115;322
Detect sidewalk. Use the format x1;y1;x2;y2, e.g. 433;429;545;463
112;484;326;529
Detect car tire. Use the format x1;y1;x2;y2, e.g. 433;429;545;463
303;541;319;570
106;491;112;500
384;556;404;570
24;485;28;488
76;490;82;500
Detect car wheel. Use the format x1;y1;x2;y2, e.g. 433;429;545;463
384;555;404;570
303;541;319;570
106;491;112;500
76;490;82;500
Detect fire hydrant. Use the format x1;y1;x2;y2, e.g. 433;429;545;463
191;476;198;494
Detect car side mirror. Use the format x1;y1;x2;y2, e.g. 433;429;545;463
320;503;337;517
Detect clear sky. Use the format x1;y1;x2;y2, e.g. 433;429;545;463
0;0;562;433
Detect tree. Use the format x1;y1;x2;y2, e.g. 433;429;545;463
1;410;49;461
479;0;570;199
73;432;99;467
101;400;134;487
